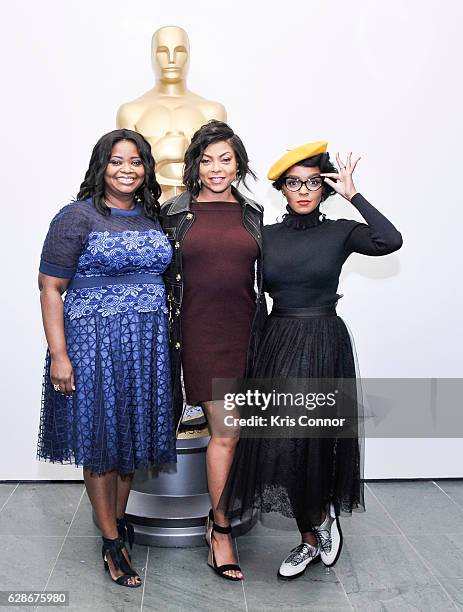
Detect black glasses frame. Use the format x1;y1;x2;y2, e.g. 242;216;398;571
283;176;324;192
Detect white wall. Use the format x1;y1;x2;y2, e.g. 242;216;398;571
1;0;462;480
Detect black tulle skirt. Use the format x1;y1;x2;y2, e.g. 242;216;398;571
219;305;365;531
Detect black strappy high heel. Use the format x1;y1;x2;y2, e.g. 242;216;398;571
205;509;243;581
116;516;135;560
101;536;141;588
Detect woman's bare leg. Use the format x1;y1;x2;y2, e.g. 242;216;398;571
203;400;242;579
83;469;140;586
116;472;134;519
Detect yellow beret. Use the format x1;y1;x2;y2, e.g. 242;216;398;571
267;141;328;180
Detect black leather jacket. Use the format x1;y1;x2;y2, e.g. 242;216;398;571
159;186;267;430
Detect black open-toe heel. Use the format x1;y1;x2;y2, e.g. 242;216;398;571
101;536;141;588
117;516;135;561
205;509;243;581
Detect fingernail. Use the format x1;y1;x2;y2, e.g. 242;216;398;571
72;385;76;390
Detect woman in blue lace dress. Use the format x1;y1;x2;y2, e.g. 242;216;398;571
37;129;176;588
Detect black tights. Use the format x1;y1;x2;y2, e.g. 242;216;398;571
287;487;326;535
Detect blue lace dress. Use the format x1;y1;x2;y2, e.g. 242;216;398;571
37;198;176;474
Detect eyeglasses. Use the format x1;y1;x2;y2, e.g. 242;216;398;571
283;176;324;192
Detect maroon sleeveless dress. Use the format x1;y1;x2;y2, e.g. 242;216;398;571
181;200;259;404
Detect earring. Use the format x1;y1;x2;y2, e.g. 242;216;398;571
319;203;326;222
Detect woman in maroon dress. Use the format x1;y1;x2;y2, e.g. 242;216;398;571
160;121;265;580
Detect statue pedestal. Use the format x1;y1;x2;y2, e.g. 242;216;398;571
98;431;256;547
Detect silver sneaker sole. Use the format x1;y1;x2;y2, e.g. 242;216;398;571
322;516;343;568
277;553;322;581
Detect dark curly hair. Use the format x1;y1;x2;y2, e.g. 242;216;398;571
77;129;161;219
183;120;257;196
272;152;338;202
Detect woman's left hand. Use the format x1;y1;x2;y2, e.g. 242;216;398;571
320;152;361;202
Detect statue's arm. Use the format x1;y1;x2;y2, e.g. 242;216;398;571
198;101;227;123
116;102;143;130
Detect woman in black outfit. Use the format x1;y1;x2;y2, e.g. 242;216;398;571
219;141;402;580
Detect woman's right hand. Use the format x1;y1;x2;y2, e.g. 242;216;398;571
50;354;75;395
38;273;73;395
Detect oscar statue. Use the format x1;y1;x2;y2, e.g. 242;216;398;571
110;26;254;547
116;25;227;201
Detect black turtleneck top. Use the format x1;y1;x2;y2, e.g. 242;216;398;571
263;192;403;307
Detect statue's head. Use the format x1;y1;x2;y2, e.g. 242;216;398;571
151;26;190;82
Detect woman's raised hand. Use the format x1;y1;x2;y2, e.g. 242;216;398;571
320;152;361;202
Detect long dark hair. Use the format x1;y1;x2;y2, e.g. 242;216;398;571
77;129;161;219
183;120;257;196
272;152;338;202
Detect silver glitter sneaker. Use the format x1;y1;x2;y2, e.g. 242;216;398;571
313;503;343;567
277;542;321;580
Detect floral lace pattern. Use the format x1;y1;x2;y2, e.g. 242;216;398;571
64;283;167;320
63;228;172;319
76;228;172;277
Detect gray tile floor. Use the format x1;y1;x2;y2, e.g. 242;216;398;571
1;481;463;611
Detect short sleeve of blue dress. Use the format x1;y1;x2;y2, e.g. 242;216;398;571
37;199;177;474
40;202;90;278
